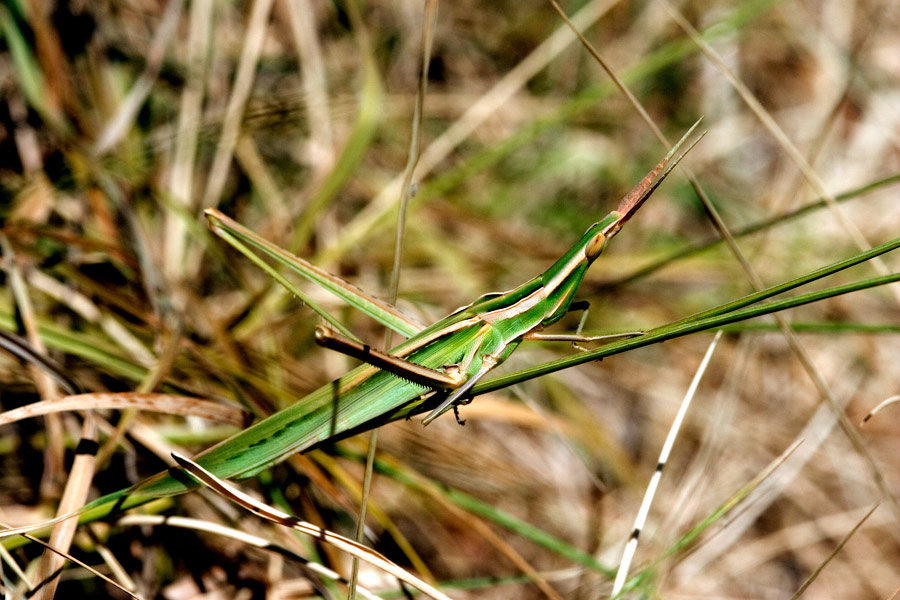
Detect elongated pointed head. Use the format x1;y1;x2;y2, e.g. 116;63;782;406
582;123;705;262
537;123;704;326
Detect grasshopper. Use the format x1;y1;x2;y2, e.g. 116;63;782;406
20;123;701;528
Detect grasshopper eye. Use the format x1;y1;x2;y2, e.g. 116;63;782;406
584;232;607;260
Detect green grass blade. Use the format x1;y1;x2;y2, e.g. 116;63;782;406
475;242;900;393
288;0;383;252
712;321;900;334
317;0;786;264
335;448;616;577
207;216;358;340
207;210;422;338
0;6;67;133
0;310;148;382
664;235;900;329
613;441;803;597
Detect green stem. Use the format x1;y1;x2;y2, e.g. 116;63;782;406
476;266;900;393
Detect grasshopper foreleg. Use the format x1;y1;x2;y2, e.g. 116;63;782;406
422;355;497;426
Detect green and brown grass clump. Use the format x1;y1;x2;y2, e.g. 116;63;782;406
1;0;900;598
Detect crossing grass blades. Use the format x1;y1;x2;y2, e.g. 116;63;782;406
5;121;900;596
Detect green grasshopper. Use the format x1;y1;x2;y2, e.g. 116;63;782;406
30;123;701;528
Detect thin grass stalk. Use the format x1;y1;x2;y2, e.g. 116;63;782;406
612;332;722;596
665;236;900;330
318;0;783;265
861;395;900;425
172;452;453;600
290;0;383;252
552;2;879;521
351;4;440;597
475;267;900;394
314;0;619;266
788;503;879;600
7;525;139;599
599;173;900;290
0;236;65;492
659;0;900;526
198;0;272;212
0;393;249;428
348;448;616;576
164;0;212;282
34;416;98;600
710;322;900;334
0;329;80;395
279;0;334;171
350;432;378;599
661;0;900;305
118;515;383;600
311;451;434;582
91;0;183;155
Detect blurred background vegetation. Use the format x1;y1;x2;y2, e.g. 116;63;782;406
1;0;899;598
